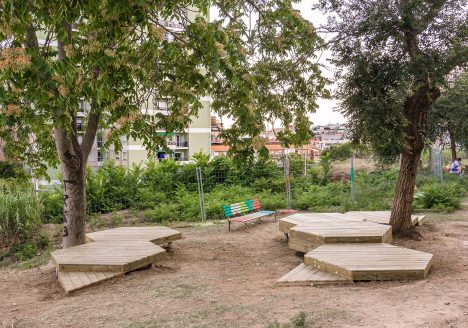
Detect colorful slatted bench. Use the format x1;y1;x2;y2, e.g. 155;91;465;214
223;199;276;231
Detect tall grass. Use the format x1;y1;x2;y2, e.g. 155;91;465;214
0;181;42;250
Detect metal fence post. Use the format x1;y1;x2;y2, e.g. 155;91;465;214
350;155;355;201
196;167;206;223
304;153;307;176
284;156;292;209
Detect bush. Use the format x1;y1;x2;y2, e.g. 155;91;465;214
0;185;42;250
40;189;64;224
144;203;180;223
413;182;463;210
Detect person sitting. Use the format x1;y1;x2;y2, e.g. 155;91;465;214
449;158;464;175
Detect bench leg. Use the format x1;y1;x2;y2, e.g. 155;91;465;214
229;220;231;231
284;232;289;240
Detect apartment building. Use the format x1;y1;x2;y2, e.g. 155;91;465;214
312;123;348;150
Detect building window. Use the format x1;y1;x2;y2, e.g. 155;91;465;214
97;133;103;148
97;150;104;162
77;121;83;131
123;152;127;161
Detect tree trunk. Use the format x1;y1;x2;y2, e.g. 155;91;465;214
61;160;87;248
390;85;440;234
448;128;457;161
389;149;421;232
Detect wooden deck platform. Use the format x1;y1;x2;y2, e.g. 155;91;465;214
288;221;392;253
278;213;363;234
52;226;182;293
277;211;433;285
52;241;166;273
86;226;182;245
342;211;425;226
304;243;433;281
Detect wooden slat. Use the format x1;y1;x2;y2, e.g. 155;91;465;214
58;270;123;293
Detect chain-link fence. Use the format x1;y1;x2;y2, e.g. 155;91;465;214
37;148;465;225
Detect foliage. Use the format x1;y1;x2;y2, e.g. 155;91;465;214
428;72;468;154
414;182;464;211
0;161;28;180
0;0;327;175
0;184;42;253
320;142;354;182
316;0;468;161
40;187;64;224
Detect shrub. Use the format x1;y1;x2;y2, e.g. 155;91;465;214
40;189;64;224
413;182;463;210
144;203;180;223
0;186;42;250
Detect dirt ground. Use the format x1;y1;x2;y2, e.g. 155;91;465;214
1;209;467;328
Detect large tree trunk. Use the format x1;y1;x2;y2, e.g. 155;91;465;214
448;128;457;161
390;149;421;232
390;85;440;234
61;159;87;248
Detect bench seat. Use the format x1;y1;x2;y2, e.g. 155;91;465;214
223;199;276;231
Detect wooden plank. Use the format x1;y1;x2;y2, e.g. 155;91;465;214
276;264;351;286
58;271;122;294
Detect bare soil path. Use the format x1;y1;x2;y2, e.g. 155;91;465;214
1;210;467;328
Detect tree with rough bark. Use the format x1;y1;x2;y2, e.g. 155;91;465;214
315;0;468;234
428;72;468;159
0;1;327;247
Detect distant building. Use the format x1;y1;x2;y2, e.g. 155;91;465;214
211;116;224;145
312;123;348;150
210;123;318;160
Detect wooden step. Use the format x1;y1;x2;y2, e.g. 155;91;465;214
58;270;123;294
276;264;351;286
52;241;166;273
304;243;433;281
288;221;392;253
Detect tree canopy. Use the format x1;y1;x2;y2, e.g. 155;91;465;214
316;0;467;162
428;72;468;156
0;0;328;175
0;0;327;246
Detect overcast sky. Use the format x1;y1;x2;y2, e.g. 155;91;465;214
210;1;346;127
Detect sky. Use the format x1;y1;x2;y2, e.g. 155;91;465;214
210;1;346;127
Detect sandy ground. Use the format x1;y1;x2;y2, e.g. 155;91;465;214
1;210;467;328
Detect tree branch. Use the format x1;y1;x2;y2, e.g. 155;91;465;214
81;112;100;161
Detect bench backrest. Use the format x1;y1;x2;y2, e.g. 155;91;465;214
223;199;261;218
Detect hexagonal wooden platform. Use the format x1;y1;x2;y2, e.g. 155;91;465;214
304;243;433;281
288;221;392;253
279;212;363;234
277;211;433;285
86;226;182;245
343;211;425;226
52;226;182;293
52;241;166;273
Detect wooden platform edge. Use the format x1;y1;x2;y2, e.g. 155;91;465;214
58;271;123;294
276;264;351;286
